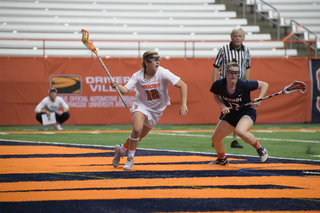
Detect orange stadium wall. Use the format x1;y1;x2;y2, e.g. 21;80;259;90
0;57;311;126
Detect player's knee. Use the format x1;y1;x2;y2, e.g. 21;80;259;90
211;135;221;144
131;127;142;138
64;112;70;119
211;135;215;143
235;129;245;138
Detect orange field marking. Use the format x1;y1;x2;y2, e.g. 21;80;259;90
168;211;320;213
1;129;320;134
1;153;319;174
0;142;319;213
1;176;319;193
1;186;320;202
0;145;112;155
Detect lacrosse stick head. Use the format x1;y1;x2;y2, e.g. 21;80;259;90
282;81;307;94
81;29;98;55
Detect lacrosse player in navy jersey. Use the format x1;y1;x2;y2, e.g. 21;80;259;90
110;51;188;170
212;27;251;148
208;62;269;165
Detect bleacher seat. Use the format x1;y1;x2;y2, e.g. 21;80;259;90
253;0;320;4
254;0;320;49
0;17;248;26
0;2;225;11
19;0;216;4
259;4;320;12
0;48;298;58
0;0;298;57
0;25;261;34
0;40;285;50
0;32;272;40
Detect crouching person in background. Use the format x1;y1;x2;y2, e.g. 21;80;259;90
35;88;70;131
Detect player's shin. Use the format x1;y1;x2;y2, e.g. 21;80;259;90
128;135;140;151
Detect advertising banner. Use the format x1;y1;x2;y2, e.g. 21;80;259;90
310;59;320;123
0;57;312;125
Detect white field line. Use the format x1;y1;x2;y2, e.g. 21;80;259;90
149;132;320;144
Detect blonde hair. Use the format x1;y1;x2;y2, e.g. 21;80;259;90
141;50;158;69
226;62;240;70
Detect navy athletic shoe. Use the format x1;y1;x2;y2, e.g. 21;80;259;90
257;146;269;163
207;157;229;165
231;140;243;148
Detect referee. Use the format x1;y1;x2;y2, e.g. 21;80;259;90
211;27;251;148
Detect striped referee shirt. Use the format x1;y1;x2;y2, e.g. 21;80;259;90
213;42;251;79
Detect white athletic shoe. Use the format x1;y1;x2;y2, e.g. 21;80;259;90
43;125;49;131
54;124;63;131
112;145;124;168
123;156;134;170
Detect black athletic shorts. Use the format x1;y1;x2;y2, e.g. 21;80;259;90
220;108;257;127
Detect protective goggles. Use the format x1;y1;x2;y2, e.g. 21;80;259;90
148;56;161;62
226;69;240;75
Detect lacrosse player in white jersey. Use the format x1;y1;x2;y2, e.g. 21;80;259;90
111;51;188;170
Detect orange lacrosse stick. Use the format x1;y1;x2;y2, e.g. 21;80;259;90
82;29;128;109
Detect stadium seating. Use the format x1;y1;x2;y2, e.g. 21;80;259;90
253;0;320;48
0;0;298;57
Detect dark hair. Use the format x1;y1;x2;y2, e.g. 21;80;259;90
48;88;57;94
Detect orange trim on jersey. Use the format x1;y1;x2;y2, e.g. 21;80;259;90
141;83;160;89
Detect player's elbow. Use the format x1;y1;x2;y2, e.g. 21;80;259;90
259;81;268;90
175;80;187;89
263;82;269;90
121;88;130;94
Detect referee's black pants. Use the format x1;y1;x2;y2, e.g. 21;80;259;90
36;112;70;124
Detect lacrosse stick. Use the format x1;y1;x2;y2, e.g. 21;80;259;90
231;80;307;111
81;29;128;109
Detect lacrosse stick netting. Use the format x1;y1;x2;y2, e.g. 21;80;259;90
282;80;307;94
231;80;307;110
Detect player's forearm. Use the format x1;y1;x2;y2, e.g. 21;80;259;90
175;80;187;106
63;108;70;113
213;95;226;109
180;83;188;107
257;81;269;99
111;81;129;94
177;81;188;116
116;85;129;94
244;68;251;80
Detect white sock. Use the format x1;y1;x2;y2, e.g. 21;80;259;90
128;149;136;157
120;144;127;153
